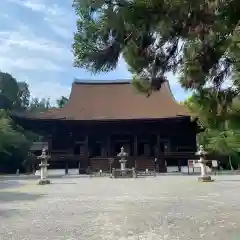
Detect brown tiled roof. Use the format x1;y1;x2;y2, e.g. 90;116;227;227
15;81;191;121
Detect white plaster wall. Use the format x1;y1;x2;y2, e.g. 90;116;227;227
68;169;79;175
167;166;203;173
166;166;179;173
35;169;65;176
180;166;211;173
180;166;201;173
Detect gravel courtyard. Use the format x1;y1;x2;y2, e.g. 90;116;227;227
1;175;240;240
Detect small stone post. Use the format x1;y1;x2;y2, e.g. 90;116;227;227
37;148;50;185
196;145;213;182
65;163;68;175
111;168;115;178
132;167;137;178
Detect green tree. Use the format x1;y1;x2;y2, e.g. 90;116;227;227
0;72;41;173
17;82;30;110
29;98;51;112
0;110;29;155
0;72;30;111
22;152;37;174
72;0;240;120
184;95;240;169
56;96;68;108
208;129;240;169
0;111;34;173
0;71;19;110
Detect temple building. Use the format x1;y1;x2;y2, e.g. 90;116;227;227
13;81;199;174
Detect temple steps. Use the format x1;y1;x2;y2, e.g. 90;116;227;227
90;158;110;171
136;158;155;171
89;157;158;172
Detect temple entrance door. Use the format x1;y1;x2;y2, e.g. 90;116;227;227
155;140;169;173
74;142;86;172
74;142;85;156
157;156;167;172
160;140;170;153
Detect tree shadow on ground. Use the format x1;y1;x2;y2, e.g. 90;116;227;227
0;209;23;219
0;191;45;219
0;180;24;189
0;191;45;203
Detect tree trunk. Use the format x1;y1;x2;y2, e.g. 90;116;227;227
229;155;234;171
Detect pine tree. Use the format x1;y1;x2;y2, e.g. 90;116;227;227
72;0;240;121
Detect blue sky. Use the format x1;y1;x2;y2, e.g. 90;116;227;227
0;0;189;105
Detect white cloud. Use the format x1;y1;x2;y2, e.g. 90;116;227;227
48;23;73;39
0;0;74;72
2;13;10;19
0;25;71;72
26;79;71;105
1;0;187;105
46;5;76;39
0;0;74;104
0;57;63;72
8;0;49;12
8;0;76;39
0;26;71;58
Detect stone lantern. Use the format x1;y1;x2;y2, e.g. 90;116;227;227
117;146;128;171
111;147;136;178
37;148;51;185
196;145;213;182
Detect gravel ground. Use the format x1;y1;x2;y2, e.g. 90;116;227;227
0;175;240;240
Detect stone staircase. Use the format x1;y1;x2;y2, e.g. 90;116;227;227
90;158;109;171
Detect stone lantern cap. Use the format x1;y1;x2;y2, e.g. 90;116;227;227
37;148;50;161
195;145;208;156
117;147;128;157
117;146;128;163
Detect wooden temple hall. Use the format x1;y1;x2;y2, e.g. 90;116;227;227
13;81;198;174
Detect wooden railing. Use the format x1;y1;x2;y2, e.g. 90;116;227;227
136;157;155;171
164;151;196;158
49;153;79;161
90;157;111;171
48;151;197;170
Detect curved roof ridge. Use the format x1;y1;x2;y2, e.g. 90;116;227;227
13;79;191;121
73;79;131;85
164;81;182;104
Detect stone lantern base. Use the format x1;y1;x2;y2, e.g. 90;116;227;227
198;176;214;182
37;179;51;185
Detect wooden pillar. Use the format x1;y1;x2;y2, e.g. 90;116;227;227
47;137;52;155
107;135;111;157
178;159;181;172
102;138;107;157
65;163;68;175
134;135;138;168
156;135;162;172
84;135;89;168
156;135;160;156
78;161;81;175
